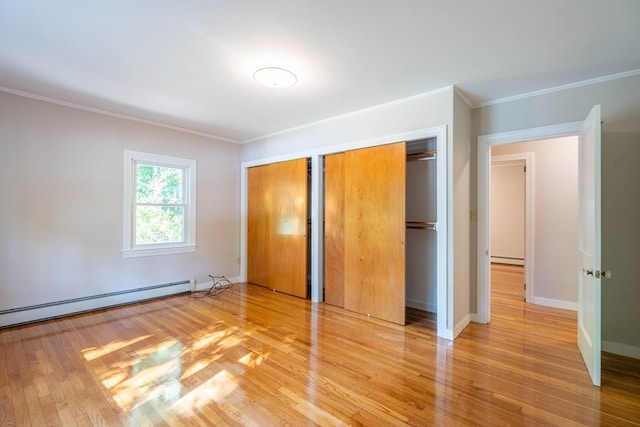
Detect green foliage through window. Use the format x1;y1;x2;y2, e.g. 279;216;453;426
135;163;185;245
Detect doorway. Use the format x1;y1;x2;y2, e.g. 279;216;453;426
478;125;583;324
479;107;606;386
489;138;578;313
490;153;531;303
491;158;526;267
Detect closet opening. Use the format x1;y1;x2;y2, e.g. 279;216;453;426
405;137;438;329
321;137;439;329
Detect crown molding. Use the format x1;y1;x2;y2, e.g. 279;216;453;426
0;87;240;144
241;86;453;144
475;69;640;109
453;86;473;109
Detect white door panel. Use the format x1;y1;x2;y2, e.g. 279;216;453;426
577;105;601;386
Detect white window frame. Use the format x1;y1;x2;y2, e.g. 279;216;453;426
123;150;197;258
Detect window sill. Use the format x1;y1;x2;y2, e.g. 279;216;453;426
122;244;197;258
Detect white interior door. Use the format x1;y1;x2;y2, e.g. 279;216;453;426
577;105;601;386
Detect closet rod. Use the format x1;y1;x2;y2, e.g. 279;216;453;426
407;151;437;161
406;221;437;231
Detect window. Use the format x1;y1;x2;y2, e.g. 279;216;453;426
123;150;196;257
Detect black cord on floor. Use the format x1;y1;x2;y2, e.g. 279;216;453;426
188;275;234;299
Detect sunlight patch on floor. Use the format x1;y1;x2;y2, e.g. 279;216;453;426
279;386;349;427
238;351;269;368
187;353;223;376
107;339;183;411
82;334;152;361
170;369;239;417
85;318;267;415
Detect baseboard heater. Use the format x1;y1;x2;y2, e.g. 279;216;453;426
0;280;190;329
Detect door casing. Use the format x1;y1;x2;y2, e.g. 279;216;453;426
477;121;582;323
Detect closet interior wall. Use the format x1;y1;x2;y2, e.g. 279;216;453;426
405;138;438;313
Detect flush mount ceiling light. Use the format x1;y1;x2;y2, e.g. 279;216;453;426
253;67;297;88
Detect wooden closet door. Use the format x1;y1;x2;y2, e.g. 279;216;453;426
324;153;345;307
247;165;270;287
268;159;308;298
344;143;406;325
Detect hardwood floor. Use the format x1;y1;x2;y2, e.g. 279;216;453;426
1;266;639;426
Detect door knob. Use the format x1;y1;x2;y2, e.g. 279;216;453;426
582;269;611;279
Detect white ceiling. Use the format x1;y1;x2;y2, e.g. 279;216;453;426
1;1;639;143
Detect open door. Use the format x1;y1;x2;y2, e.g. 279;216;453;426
577;105;601;386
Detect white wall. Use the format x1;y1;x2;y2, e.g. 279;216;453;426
0;91;241;326
473;72;640;357
241;89;452;162
452;90;471;334
490;160;525;264
601;131;640;358
492;137;579;308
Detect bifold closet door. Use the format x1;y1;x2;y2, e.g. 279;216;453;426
324;153;345;307
344;142;406;325
247;159;308;298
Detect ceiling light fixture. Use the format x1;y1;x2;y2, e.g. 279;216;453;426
253;67;297;88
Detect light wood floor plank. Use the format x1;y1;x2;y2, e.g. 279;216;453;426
1;264;639;426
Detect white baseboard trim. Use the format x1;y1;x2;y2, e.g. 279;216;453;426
0;280;191;328
602;340;640;360
454;314;471;339
532;297;577;311
406;299;437;313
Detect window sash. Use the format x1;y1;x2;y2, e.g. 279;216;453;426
123;150;196;258
134;205;186;246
